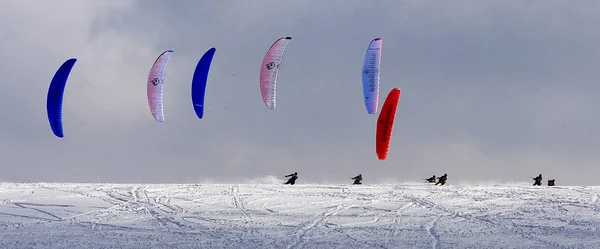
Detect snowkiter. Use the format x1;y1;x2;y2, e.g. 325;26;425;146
425;175;436;183
533;174;542;186
352;174;363;185
548;179;556;186
435;174;447;186
284;172;298;185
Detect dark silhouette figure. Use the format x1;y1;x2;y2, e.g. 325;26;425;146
548;179;556;186
284;172;298;185
533;174;542;186
435;174;447;186
352;174;363;185
425;175;436;183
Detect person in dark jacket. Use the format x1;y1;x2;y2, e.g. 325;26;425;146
435;174;447;186
284;172;298;185
548;179;556;186
352;174;363;185
533;174;542;186
425;175;436;183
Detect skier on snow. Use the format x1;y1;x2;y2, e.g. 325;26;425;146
284;172;298;185
435;174;447;186
533;174;542;186
548;179;556;186
351;174;363;185
425;175;436;183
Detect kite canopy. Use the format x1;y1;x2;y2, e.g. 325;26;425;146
47;58;77;138
192;47;216;119
260;37;292;110
376;88;401;160
362;37;382;114
147;50;174;122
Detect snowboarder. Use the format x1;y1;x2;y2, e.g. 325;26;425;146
533;174;542;186
284;172;298;185
425;175;436;183
435;174;447;186
351;174;363;185
548;179;556;186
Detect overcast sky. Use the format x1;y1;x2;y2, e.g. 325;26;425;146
1;0;599;185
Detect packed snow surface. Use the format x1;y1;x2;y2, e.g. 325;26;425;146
0;182;599;248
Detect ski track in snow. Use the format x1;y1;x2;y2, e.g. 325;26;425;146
0;183;599;248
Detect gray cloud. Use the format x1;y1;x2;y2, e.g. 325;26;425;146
1;0;599;185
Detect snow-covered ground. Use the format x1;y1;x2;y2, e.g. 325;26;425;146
0;182;599;249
